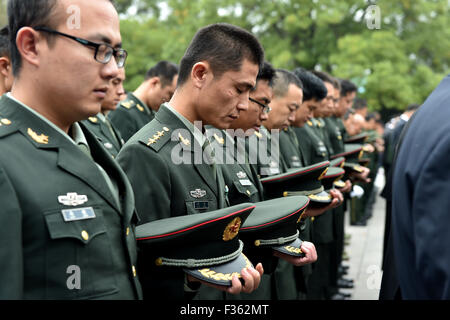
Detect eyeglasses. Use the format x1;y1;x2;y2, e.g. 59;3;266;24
34;26;128;68
249;97;271;114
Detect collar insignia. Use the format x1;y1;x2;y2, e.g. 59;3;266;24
27;128;49;144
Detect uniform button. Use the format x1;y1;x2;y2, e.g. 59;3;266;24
132;265;137;277
126;227;130;236
81;230;89;241
246;190;251;196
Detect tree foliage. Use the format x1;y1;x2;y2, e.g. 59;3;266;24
117;0;448;111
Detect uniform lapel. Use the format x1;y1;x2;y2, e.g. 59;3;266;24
0;95;126;214
156;105;219;198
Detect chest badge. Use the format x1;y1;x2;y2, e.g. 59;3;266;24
236;171;247;179
190;189;207;199
58;192;88;206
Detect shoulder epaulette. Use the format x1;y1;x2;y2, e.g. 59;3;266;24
138;123;172;152
0;117;18;138
120;100;135;110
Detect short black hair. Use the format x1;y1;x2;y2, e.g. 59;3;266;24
7;0;115;76
353;97;367;110
177;23;264;87
145;61;179;87
366;112;377;121
0;26;10;58
292;67;327;101
252;61;276;90
339;79;357;97
7;0;59;76
311;70;334;85
272;69;303;98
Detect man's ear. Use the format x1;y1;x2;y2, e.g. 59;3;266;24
15;27;43;69
0;57;10;78
146;76;160;89
191;61;211;89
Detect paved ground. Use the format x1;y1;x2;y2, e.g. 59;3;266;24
340;169;386;300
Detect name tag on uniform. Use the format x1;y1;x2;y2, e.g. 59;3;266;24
239;179;253;186
194;201;209;210
62;207;96;222
270;168;280;174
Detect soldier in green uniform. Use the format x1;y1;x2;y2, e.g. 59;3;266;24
252;69;343;300
116;23;265;300
109;61;178;142
0;26;13;95
0;0;142;299
222;63;318;300
310;71;357;298
291;68;342;299
82;68;126;158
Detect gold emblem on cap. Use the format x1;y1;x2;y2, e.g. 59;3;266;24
1;118;11;125
27;128;49;144
223;217;241;241
88;117;98;123
309;194;332;201
358;150;364;159
318;168;329;181
284;245;303;255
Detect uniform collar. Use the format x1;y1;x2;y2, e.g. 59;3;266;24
6;92;84;147
165;102;206;147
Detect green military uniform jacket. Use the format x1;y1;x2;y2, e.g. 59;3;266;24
82;113;125;158
117;103;228;300
205;129;274;300
294;122;329;166
210;129;263;206
279;127;305;169
293;122;334;245
109;92;156;143
0;95;142;300
247;126;289;178
244;127;299;300
323;117;345;156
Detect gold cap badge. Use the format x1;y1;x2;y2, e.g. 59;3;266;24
223;217;241;242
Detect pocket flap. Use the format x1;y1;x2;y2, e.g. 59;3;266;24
44;207;106;245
